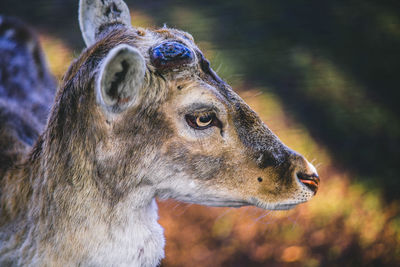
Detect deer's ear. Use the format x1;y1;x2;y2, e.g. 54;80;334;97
79;0;131;47
97;44;146;113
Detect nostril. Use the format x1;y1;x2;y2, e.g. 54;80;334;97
297;172;320;194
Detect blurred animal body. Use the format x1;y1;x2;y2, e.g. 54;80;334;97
0;0;319;266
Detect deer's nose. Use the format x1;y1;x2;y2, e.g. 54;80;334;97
290;153;320;194
297;171;320;194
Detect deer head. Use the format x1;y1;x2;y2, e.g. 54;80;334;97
70;0;319;211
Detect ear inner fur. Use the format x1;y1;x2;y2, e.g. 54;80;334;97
97;44;146;113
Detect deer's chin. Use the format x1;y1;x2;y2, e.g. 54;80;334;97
174;195;250;208
249;197;308;211
259;202;300;211
191;200;250;208
175;194;306;210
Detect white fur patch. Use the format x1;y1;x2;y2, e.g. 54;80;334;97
84;199;165;267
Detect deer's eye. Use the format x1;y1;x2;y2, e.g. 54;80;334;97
185;113;217;130
196;114;213;127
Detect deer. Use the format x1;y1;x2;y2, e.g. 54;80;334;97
0;0;320;266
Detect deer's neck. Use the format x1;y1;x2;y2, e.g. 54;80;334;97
1;136;165;266
66;198;165;267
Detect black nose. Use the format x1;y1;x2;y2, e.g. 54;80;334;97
297;172;320;194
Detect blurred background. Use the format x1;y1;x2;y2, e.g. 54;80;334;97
1;0;400;266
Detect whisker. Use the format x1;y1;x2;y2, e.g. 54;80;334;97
215;207;234;221
175;203;192;216
315;162;323;169
251;91;263;98
215;63;222;73
171;202;183;211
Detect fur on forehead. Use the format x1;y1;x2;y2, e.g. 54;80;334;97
65;25;200;82
97;25;198;58
58;24;215;115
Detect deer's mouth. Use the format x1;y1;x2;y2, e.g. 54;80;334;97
297;172;320;194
